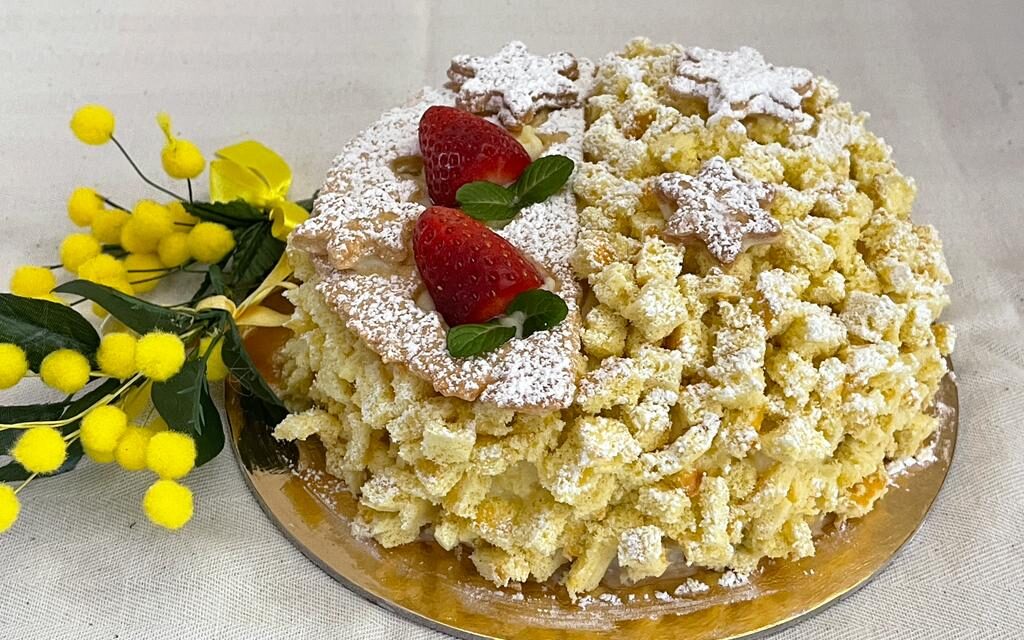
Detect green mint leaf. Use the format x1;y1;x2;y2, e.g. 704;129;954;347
506;289;569;338
511;155;574;207
54;280;196;335
221;320;285;410
446;322;515;358
456;181;516;222
0;294;101;370
183;200;265;228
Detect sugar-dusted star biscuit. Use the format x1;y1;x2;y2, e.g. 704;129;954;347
653;156;780;264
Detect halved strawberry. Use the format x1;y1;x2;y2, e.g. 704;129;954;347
413;206;543;326
418;106;531;207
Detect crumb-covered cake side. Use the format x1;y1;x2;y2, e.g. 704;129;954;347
274;39;954;598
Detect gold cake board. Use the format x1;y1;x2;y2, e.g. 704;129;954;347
228;324;958;640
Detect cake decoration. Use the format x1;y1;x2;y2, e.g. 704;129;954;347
653;156;781;263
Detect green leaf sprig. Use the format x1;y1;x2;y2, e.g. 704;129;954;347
455;155;574;225
446;289;569;358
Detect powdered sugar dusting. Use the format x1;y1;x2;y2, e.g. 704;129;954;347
654;156;781;264
448;41;582;128
293;46;594;411
668;46;815;130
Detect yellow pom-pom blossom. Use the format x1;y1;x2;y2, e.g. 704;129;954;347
143;479;193;530
123;253;165;294
10;266;56;299
90;208;130;244
84;445;115;464
68;187;105;227
200;336;229;382
70;104;115;145
96;332;138;379
120;219;159;254
157;113;205;180
115;424;154;472
187;222;235;264
132;200;175;242
80;405;128;453
157;232;191;268
78;254;127;284
11;427;68;474
60;233;102;273
146;431;197;480
0;343;29;389
39;349;91;394
167;201;199;226
135;332;186;382
0;485;20;533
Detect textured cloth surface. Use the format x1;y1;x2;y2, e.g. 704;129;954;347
1;1;1022;638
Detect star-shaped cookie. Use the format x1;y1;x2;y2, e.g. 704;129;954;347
668;46;815;130
447;41;580;129
653;156;781;264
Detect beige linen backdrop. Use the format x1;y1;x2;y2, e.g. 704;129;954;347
1;1;1022;638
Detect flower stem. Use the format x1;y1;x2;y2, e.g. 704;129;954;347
0;374;143;430
102;197;130;212
14;474;37;495
110;136;184;202
187;179;194;203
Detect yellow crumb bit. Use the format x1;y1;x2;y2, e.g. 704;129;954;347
11;427;68;474
70;104;115;145
143;479;194;530
39;349;90;394
135;332;186;382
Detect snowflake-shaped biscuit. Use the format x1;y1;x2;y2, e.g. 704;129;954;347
653;156;781;264
668;46;815;130
447;40;580;128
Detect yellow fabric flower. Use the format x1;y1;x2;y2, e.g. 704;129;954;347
78;254;127;284
158;232;191;268
70;104;115;145
167;200;199;225
131;200;175;242
10;266;56;299
143;479;193;530
157;113;205;180
187;222;235;263
115;424;154;472
0;485;20;533
146;431;196;480
0;343;28;389
80;405;128;453
200;336;229;382
68;187;105;227
97;332;138;379
135;332;186;382
90;208;130;244
60;233;102;273
84;445;115;464
208;140;309;240
39;349;91;394
124;253;165;294
12;427;68;474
